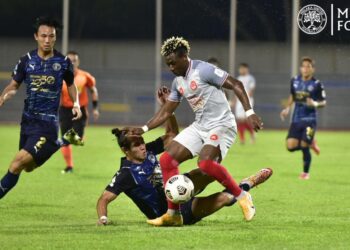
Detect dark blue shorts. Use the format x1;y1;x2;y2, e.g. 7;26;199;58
20;117;60;166
287;121;317;144
180;197;202;225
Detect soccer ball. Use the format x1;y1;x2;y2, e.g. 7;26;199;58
165;174;194;204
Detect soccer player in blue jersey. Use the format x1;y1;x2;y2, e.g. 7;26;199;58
280;57;326;180
96;86;272;225
0;17;82;199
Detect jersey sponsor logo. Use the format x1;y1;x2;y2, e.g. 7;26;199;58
297;4;327;35
214;68;224;77
190;80;198;90
30;75;55;90
187;95;204;112
52;63;62;71
210;134;219;141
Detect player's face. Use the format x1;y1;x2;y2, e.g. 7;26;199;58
239;66;249;76
125;137;147;162
165;53;188;76
34;25;56;53
68;54;80;71
300;61;314;78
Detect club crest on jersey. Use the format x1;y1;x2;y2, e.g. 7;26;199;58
190;80;198;90
179;87;184;95
307;85;314;92
148;154;156;164
52;63;61;71
210;134;219;141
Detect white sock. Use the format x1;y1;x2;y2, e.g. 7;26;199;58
235;190;246;201
167;209;180;215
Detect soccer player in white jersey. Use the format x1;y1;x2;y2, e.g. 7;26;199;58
127;37;263;226
233;63;256;144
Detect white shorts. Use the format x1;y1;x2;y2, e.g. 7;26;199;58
173;123;237;160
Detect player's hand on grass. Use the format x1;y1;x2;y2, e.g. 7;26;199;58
72;106;82;120
280;107;290;121
156;86;171;106
247;114;263;132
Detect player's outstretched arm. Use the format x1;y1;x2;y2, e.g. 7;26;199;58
280;95;294;121
96;190;118;225
0;80;20;107
223;76;263;131
128;100;180;136
67;84;82;120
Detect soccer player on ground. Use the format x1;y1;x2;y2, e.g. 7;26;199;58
0;17;82;199
96;86;272;226
280;57;326;180
233;63;256;144
60;51;99;174
126;37;263;226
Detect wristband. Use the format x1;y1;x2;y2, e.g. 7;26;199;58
314;101;319;108
142;125;149;132
92;100;98;109
245;109;255;117
73;101;80;108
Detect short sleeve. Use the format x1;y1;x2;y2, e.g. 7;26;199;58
198;62;228;87
105;168;137;195
85;72;96;88
168;78;182;102
146;137;164;155
315;81;326;101
12;55;28;84
63;58;74;86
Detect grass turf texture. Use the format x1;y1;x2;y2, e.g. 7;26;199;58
0;125;349;249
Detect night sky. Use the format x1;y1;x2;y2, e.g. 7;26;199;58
0;0;348;43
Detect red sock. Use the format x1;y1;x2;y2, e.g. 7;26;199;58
237;122;245;143
61;145;73;167
159;152;180;210
198;159;242;197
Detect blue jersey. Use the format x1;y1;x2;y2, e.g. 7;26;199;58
290;75;326;123
105;138;168;219
12;49;74;123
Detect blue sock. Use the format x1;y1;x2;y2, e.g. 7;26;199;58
0;171;20;199
301;147;311;173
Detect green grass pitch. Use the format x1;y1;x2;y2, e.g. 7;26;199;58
0;125;349;249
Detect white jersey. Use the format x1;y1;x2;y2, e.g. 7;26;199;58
235;74;256;119
168;59;235;130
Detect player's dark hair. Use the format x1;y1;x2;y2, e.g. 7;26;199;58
239;63;249;68
33;16;63;33
161;37;190;57
301;57;315;67
111;128;145;151
67;51;79;56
